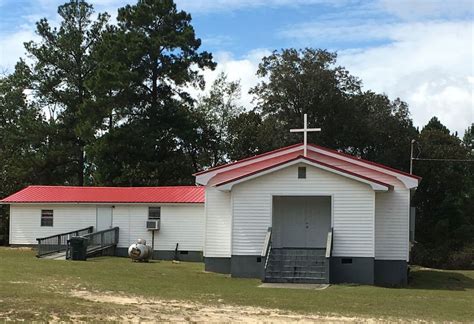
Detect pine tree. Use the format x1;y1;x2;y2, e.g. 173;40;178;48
24;0;109;185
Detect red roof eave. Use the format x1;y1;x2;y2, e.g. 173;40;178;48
307;144;422;181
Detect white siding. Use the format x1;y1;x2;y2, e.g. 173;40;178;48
9;204;96;245
9;203;205;252
113;205;205;251
375;182;410;261
230;163;375;257
204;187;232;257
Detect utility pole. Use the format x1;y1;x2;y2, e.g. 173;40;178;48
410;139;416;174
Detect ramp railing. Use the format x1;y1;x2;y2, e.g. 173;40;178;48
36;226;94;258
83;227;119;254
66;227;119;259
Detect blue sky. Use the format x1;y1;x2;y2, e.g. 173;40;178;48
0;0;473;135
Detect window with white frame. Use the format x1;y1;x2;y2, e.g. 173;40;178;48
41;210;54;227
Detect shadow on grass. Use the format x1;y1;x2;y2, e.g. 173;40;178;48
409;268;474;291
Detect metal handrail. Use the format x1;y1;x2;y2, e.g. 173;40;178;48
66;227;119;259
36;226;94;258
261;227;272;257
36;226;94;241
264;241;272;270
261;227;272;270
325;227;333;258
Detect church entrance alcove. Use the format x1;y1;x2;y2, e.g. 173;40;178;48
272;196;331;248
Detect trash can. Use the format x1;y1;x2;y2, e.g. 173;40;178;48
70;236;88;261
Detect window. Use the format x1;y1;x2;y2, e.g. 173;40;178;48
41;210;53;227
148;207;161;220
298;166;306;179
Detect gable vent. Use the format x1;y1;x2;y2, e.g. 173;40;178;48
298;166;306;179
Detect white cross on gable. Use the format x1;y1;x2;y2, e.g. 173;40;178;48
290;113;321;157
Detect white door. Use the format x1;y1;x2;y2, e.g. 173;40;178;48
96;207;113;231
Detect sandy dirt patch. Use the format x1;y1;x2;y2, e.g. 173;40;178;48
69;290;389;323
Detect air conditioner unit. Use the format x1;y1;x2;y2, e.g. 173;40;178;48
146;220;160;231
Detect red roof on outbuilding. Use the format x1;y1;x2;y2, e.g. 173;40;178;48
0;186;205;204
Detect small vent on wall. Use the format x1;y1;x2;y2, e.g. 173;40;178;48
298;166;306;179
341;258;353;264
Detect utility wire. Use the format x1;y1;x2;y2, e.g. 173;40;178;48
412;158;474;162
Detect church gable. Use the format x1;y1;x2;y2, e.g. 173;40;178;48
214;156;393;192
195;143;419;190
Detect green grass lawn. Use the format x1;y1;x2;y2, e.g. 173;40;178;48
0;247;473;322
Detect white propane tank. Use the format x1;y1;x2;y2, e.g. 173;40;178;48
128;239;153;262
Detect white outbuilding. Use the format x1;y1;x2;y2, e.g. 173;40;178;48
2;186;205;261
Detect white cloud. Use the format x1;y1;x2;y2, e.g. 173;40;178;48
279;20;398;43
175;0;350;14
0;28;38;73
191;49;271;108
2;0;472;137
202;19;473;135
337;20;474;135
378;0;474;20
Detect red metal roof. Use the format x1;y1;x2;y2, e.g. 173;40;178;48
193;143;302;176
205;144;419;189
196;142;421;181
0;186;205;204
307;143;421;180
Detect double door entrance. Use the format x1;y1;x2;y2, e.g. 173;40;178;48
272;196;331;248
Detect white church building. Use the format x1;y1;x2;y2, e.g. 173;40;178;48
1;119;420;286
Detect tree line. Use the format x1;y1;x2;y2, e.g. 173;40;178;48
0;0;472;268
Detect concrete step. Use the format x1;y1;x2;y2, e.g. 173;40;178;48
267;261;327;269
271;250;326;256
266;271;326;278
264;248;329;284
264;277;328;284
267;259;327;264
268;257;328;264
267;264;326;272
